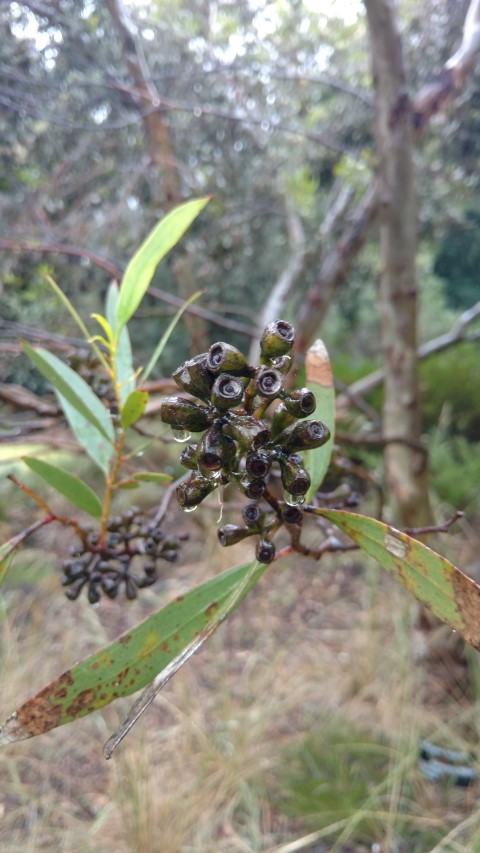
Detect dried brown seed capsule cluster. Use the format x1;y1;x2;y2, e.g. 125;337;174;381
62;508;183;603
161;321;330;564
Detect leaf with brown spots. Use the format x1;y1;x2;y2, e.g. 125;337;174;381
0;558;269;748
319;509;480;649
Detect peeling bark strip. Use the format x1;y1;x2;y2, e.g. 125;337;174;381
319;510;480;651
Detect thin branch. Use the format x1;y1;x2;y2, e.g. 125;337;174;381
0;238;122;279
344;300;480;400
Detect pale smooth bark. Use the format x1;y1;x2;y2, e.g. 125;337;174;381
364;0;431;526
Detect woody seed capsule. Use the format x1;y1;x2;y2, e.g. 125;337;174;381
160;397;211;432
273;419;330;453
254;366;283;399
281;388;316;418
210;374;245;410
172;353;215;401
260;320;295;360
207;342;250;376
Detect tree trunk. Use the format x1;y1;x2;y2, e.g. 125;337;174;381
364;0;431;526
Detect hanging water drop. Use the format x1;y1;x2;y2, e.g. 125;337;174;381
172;428;192;443
183;505;198;513
284;491;306;507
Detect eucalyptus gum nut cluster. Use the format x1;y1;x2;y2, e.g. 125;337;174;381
162;320;328;564
62;509;182;603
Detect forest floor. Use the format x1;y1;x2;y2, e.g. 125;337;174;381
1;505;480;853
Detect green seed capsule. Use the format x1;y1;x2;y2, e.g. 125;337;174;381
198;423;236;471
176;474;218;509
270;354;293;375
207;342;250;376
172;353;214;401
254;366;283;399
223;415;270;451
217;524;254;547
270;403;295;439
260;320;295;361
160;396;211;432
272;419;330;453
279;455;311;496
210;374;245;410
281;388;316;418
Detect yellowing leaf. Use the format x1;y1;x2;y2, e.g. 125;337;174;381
0;559;268;746
320;509;480;649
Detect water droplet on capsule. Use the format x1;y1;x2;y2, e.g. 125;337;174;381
183;505;198;513
284;492;306;507
172;429;192;443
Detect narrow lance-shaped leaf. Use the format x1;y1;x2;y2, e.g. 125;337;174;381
104;558;265;757
105;282;135;404
57;395;113;474
22;344;114;447
115;197;210;332
120;390;148;431
0;559;269;747
319;509;480;650
304;339;335;501
23;457;103;518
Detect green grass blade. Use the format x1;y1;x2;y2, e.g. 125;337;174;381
115;197;210;332
23;457;103;518
304;339;335;500
142;289;204;382
319;509;480;649
0;558;268;746
22;344;114;446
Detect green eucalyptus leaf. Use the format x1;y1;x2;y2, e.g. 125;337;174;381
57;394;113;474
319;509;480;649
304;339;335;500
23;457;102;518
22;344;114;446
105;282;135;404
115;197;210;332
120;390;148;430
0;558;268;745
